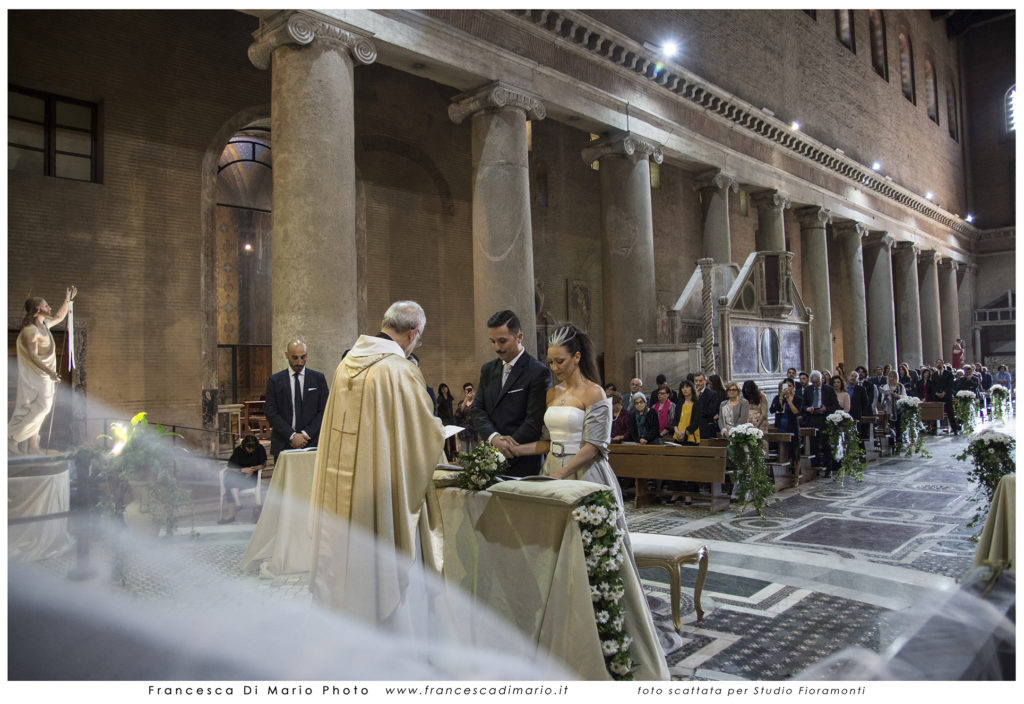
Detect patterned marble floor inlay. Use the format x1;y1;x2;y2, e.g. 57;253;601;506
778;517;931;552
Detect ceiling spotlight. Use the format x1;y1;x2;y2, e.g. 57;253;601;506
966;214;975;223
662;40;678;58
791;121;801;130
872;161;882;171
243;243;253;251
925;191;934;200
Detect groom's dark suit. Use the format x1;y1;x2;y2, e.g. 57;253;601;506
265;367;329;458
471;351;551;477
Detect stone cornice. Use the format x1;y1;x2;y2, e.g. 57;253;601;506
502;9;974;238
580;130;664;164
795;206;832;229
976;227;1015;241
751;189;790;212
248;10;377;70
448;81;546;125
694;169;738;193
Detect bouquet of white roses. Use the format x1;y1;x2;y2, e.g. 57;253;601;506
455;443;509;490
727;423;773;517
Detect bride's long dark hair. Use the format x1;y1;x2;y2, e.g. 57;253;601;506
547;324;601;385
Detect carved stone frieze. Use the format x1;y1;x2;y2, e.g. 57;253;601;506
448;81;546;125
580;130;664;164
248;10;377;71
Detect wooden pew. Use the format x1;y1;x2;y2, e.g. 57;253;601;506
608;444;729;512
920;401;946;434
799;427;820;482
764;432;798;489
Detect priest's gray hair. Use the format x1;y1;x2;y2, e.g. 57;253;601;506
382;300;426;334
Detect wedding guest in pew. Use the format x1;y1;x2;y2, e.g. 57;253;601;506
672;379;701;445
718;380;749;438
651;386;677;443
769;378;802;466
742;380;769;433
832;375;851;413
627;394;660;444
610;392;630;443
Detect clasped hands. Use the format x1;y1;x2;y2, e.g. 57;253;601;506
491;434;519;458
289;431;310;449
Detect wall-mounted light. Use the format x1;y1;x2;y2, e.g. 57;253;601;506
965;214;975;223
871;161;882;171
925;191;934;200
243;243;253;252
790;121;801;130
662;40;678;58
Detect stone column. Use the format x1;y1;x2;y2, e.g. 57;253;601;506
833;221;869;369
918;250;943;364
450;82;544;359
697;170;737;264
752;190;790;252
863;232;898;370
939;258;961;364
249;11;376;372
581;132;662;387
796;206;833;372
891;242;923;367
957;263;977;359
698;257;715;374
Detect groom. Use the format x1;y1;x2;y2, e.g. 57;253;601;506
471;309;551;477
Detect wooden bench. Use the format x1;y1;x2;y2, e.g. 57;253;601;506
764;432;798;489
799;427;820;481
609;444;729;512
920;401;947;433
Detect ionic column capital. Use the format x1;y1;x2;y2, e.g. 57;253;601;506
448;81;546;125
694;169;738;193
248;10;377;70
751;189;790;212
795;206;832;229
580;130;664;164
939;257;959;273
863;231;895;251
833;221;868;241
918;249;942;266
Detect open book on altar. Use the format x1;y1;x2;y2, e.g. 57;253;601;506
443;424;464;439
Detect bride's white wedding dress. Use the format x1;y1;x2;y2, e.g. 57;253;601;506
541;398;670;680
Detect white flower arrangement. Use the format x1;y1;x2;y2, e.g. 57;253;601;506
826;409;854;425
955;430;1016;538
729;422;763;440
727;421;773;517
953;390;979;434
987;385;1011;424
574;489;634;680
823;409;864;485
455;443;509;490
957;389;978;400
896;395;921;408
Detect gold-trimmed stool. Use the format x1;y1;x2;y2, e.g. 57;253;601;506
631;533;708;630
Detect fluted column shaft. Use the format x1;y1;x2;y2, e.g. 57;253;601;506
939;258;961;364
892;242;923;367
451;82;544;359
796;207;833;371
582;132;662;386
834;222;869;369
918;251;943;364
863;232;898;370
249;11;377;373
752;190;790;252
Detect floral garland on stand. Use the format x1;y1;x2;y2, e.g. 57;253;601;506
455;444;508;490
823;410;865;486
572;491;634;680
726;423;774;517
895;396;930;458
954;429;1015;538
953;390;979;434
987;385;1010;424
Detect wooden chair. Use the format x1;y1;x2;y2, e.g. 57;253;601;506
631;533;708;630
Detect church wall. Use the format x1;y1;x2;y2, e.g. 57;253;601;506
7;9;270;440
650;165;702;321
582;9;967;216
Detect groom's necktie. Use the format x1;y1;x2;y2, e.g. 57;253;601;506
501;362;512;388
293;372;303;431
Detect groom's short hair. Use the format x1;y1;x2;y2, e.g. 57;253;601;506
486;309;521;334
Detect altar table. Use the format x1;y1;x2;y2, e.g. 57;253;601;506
974;473;1015;572
240;449;317;576
437;479;668;680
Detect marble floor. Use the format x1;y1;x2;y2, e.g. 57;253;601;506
11;417;1013;682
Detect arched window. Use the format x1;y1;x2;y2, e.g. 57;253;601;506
1006;85;1017;133
835;10;855;52
869;10;888;79
898;33;915;103
924;60;938;123
946;80;958;141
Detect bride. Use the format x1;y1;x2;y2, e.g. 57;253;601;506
508;323;670;680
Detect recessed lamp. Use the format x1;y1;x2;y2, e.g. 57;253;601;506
966;214;975;223
872;161;882;171
243;243;253;251
791;121;801;130
662;41;678;58
925;191;934;200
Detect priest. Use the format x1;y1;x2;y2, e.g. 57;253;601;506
308;300;444;625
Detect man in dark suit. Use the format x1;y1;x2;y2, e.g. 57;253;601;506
800;370;839;468
846;370;872;439
934;363;960;434
471;310;551;477
688;372;719;440
264;338;329;460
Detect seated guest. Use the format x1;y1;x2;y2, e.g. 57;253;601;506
221;434;266;524
627;394;660;444
769;378;802;464
610;392;630;443
672;379;700;444
718;380;749;438
651;386;677;442
742;380;768;432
